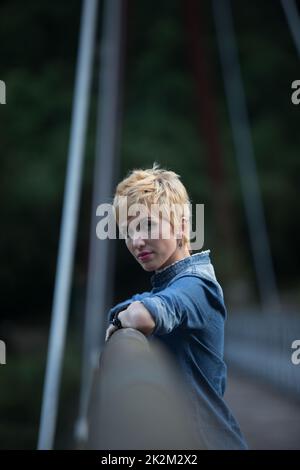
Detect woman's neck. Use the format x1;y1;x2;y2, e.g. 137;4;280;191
155;248;191;273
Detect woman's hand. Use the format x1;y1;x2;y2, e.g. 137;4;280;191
105;308;131;341
105;323;118;342
105;307;130;342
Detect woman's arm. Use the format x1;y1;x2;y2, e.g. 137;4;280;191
107;291;153;323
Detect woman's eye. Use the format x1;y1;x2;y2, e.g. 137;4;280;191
147;220;158;235
147;220;153;231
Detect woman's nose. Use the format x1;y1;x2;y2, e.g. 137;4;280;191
132;235;145;249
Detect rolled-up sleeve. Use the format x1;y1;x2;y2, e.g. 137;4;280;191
107;291;152;323
140;276;215;336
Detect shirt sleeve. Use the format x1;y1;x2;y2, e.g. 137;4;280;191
107;291;152;323
139;275;223;336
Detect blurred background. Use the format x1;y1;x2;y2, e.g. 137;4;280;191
0;0;300;449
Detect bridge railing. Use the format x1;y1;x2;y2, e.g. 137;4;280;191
87;328;204;450
225;309;300;399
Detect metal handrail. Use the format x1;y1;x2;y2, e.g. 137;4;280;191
86;328;204;450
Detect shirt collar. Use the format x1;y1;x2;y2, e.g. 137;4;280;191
150;250;211;288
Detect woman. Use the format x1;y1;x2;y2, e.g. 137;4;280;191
105;163;248;450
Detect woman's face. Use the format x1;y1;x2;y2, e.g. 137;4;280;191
122;208;189;272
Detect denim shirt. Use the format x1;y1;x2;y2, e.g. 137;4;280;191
107;250;248;450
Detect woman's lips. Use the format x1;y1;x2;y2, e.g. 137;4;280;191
138;252;153;262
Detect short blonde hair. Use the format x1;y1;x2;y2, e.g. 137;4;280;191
113;162;191;251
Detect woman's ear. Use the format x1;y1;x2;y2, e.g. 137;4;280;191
181;216;188;238
175;217;185;248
